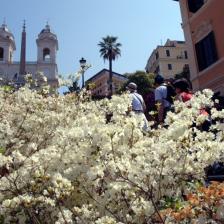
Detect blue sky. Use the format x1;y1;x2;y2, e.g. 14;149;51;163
2;0;184;83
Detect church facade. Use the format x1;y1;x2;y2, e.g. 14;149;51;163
0;22;58;87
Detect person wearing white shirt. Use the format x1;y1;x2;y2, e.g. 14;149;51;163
154;75;171;123
126;82;148;131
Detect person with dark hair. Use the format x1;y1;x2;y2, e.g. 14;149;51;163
174;79;211;132
173;79;193;102
154;74;174;123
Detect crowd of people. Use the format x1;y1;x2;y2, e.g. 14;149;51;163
127;74;195;130
127;74;224;180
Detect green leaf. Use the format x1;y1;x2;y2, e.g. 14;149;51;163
2;85;13;93
0;147;5;154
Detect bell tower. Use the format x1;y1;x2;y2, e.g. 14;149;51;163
36;23;58;64
0;21;16;63
36;23;58;86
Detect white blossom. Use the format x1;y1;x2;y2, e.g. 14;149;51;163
0;86;223;223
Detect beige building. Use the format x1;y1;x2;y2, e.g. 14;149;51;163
174;0;224;94
86;69;128;97
145;39;189;79
0;22;58;87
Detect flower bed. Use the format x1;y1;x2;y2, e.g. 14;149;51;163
0;86;224;223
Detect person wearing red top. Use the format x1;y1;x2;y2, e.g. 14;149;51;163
174;79;211;132
173;79;192;102
180;91;193;102
173;79;209;115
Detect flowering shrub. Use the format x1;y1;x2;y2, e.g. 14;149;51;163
0;86;224;223
156;181;224;223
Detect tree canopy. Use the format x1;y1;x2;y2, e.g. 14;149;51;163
98;36;122;96
98;36;121;62
122;70;155;96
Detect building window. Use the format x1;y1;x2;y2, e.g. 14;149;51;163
155;52;159;59
188;0;204;13
195;31;218;72
43;48;51;61
0;47;4;61
10;51;13;62
184;51;188;59
168;64;172;70
155;66;160;73
166;50;170;57
0;68;4;75
14;73;18;80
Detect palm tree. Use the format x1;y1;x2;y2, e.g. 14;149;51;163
98;36;121;97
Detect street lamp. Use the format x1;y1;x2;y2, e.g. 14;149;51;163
79;57;87;88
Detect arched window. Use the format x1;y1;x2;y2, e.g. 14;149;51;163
0;47;4;61
43;48;50;61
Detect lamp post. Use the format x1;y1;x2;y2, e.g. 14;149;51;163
79;57;87;88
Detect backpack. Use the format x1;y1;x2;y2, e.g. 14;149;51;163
162;84;176;104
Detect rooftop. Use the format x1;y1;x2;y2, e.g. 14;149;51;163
86;69;128;82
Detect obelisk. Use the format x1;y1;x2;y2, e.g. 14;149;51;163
19;20;26;75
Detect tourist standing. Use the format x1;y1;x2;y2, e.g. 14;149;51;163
154;75;173;124
126;82;148;131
